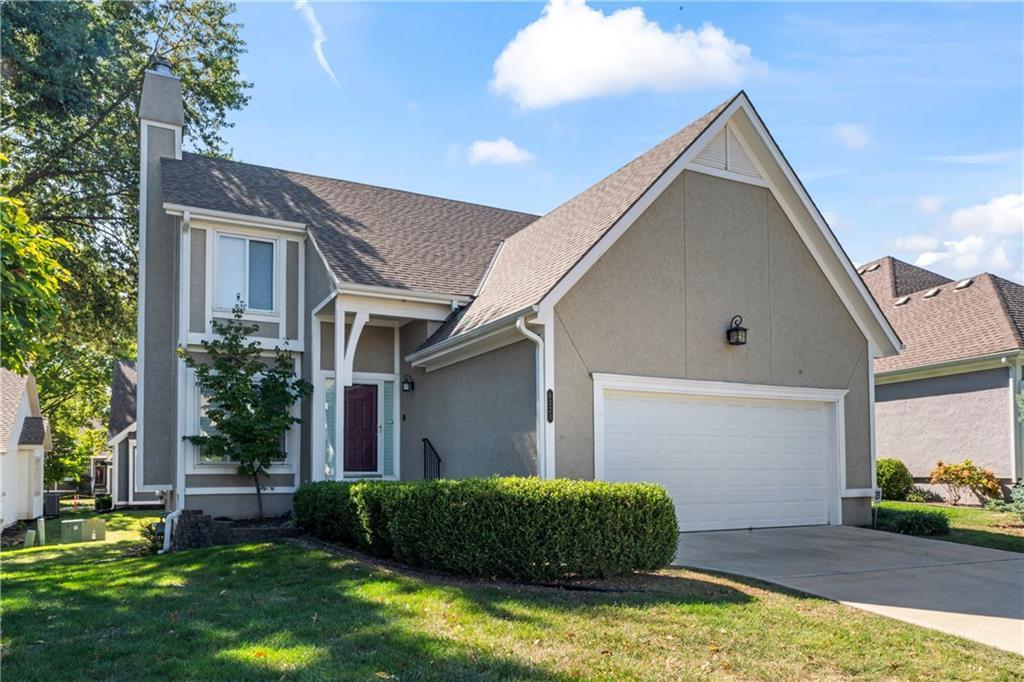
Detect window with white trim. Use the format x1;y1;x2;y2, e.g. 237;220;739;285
216;234;275;312
195;385;288;465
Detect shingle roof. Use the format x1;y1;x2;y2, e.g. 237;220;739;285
860;257;1024;373
422;94;737;348
108;360;137;439
18;416;48;447
0;369;29;450
161;154;538;296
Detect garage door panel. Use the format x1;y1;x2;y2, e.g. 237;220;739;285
602;388;834;532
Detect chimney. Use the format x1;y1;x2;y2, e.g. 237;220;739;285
136;53;185;495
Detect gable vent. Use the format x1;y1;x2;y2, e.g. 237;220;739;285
923;287;941;298
694;125;763;179
954;278;973;290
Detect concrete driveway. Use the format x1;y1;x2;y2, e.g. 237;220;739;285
675;525;1024;654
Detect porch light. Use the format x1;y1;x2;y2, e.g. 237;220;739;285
726;315;748;346
401;374;415;392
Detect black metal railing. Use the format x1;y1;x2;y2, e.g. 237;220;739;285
423;438;442;480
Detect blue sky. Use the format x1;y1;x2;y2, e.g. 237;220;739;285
222;1;1023;282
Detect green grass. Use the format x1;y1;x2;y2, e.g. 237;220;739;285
879;501;1024;553
2;513;1022;681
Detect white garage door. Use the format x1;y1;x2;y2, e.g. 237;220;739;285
598;382;838;532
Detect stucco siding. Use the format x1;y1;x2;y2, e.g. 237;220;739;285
286;241;300;340
876;368;1011;478
300;240;334;485
140;124;179;488
554;170;873;520
184;493;293;519
399;322;536;480
319;323;395;374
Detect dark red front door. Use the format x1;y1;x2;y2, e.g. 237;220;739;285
344;384;378;472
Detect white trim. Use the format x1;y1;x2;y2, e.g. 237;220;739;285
106;424;136;448
297;237;306;345
875;350;1023;384
185;334;305;351
333;297;345;477
1010;359;1021;482
843;488;876;498
535;94;900;360
515;315;546;479
163;203;306;232
538;309;556;479
393;326;402;481
313;289;339;316
311;314;324;482
211;231;280;316
686;164;769;188
307;232;340;288
341;311;369;388
591;373;847;528
474;240;505;297
406;306;535;370
185;487;297;496
867;343;878;498
339;281;472;307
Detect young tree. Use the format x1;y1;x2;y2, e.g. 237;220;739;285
178;304;310;519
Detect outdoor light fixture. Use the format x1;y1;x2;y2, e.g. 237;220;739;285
726;315;748;346
401;374;415;392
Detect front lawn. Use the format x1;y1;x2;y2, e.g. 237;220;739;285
3;513;1021;680
879;501;1024;553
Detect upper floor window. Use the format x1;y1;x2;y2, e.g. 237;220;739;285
216;234;275;312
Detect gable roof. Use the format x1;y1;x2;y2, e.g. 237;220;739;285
428;96;736;345
18;416;49;448
161;153;538;296
108;360;138;439
860;257;1024;373
0;369;29;450
416;92;900;358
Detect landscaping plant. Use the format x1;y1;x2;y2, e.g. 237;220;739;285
294;477;679;581
876;458;914;500
929;459;1002;505
178;303;310;519
94;494;112;512
874;507;949;536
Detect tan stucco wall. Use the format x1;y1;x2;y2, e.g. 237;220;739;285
554;171;873;518
319;323;395;374
399;322;536;480
876;368;1011;480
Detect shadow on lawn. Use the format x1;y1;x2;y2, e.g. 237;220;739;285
2;541;753;681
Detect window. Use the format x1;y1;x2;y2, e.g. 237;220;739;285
216;235;275;311
195;385;287;466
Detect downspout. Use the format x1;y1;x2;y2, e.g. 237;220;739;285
515;313;546;479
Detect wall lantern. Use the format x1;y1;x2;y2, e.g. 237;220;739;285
726;315;748;346
401;374;415;392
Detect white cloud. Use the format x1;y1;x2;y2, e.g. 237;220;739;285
467;138;536;165
295;0;339;86
949;193;1023;236
927;149;1021;165
886;193;1023;282
833;123;870;150
889;234;940;252
822;211;850;230
490;0;754;109
915;195;945;214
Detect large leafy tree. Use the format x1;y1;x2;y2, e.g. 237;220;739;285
179;305;311;519
1;0;250;482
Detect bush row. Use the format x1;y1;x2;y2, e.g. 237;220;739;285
874;507;949;536
293;477;679;581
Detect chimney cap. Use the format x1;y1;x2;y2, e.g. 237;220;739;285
148;55;174;76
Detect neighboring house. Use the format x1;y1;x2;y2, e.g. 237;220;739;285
860;256;1024;499
96;360;160;508
1;369;51;529
135;58;899;534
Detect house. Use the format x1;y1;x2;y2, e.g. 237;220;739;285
135;57;900;537
93;360;160;507
860;256;1023;499
1;369;51;529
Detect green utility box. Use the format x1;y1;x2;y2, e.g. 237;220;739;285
61;518;106;543
61;519;84;542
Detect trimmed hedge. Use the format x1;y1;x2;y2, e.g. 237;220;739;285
875;507;949;536
876;458;914;501
293;477;679;581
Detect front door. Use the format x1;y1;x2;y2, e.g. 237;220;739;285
344;384;378;472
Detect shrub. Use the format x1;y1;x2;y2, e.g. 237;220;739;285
138;520;163;554
876;458;914;500
929;459;1002;505
293;477;679;581
905;486;934;504
94;494;112;512
875;507;949;536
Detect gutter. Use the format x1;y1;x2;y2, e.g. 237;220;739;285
875;349;1024;384
515;314;547;479
405;306;537;366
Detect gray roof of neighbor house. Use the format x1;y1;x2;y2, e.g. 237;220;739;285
18;416;48;446
161;154;538;296
421;94;738;349
0;369;29;450
108;360;137;439
860;256;1024;373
